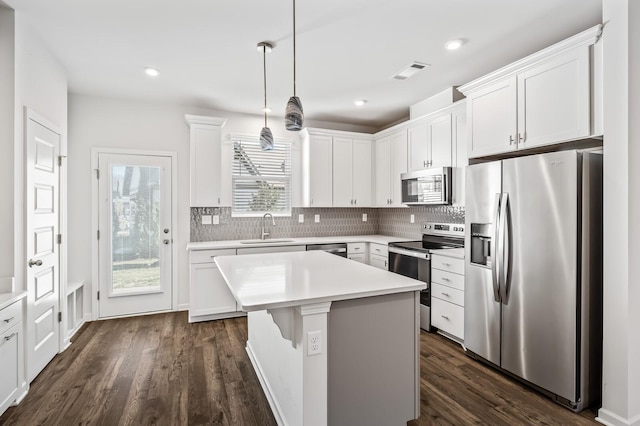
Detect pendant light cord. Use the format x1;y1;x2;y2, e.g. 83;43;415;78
263;45;268;127
293;0;297;97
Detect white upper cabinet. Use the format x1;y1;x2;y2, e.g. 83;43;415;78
302;128;372;208
408;120;429;171
408;111;453;171
185;115;228;207
451;103;467;207
459;25;602;159
376;129;408;207
429;113;453;168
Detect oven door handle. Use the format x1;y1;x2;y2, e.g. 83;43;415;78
388;247;430;260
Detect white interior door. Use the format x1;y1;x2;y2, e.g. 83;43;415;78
26;115;61;382
98;153;173;318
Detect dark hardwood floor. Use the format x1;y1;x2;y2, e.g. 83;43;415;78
0;312;599;425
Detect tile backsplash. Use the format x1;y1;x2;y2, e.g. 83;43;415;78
191;205;464;242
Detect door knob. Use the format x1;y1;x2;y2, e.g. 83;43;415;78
28;259;43;268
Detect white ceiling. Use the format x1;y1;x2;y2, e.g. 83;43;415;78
5;0;602;130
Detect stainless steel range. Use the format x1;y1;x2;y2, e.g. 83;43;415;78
388;222;464;331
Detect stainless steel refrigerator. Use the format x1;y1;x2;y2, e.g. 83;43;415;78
464;149;602;411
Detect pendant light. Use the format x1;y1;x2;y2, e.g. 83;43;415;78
258;41;274;151
285;0;304;131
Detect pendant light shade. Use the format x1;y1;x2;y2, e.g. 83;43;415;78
285;0;304;131
258;41;274;151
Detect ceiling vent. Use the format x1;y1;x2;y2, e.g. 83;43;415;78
392;62;430;80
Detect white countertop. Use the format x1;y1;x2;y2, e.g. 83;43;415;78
187;234;414;251
0;290;27;311
430;247;465;259
215;251;426;311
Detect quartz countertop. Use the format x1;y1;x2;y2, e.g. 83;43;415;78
215;251;426;311
187;234;414;251
0;290;27;311
430;247;465;259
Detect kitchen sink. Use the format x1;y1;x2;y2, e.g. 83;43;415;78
239;239;295;244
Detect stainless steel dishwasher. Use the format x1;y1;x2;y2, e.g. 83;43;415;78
306;243;348;257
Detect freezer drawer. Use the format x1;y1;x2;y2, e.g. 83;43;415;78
432;298;464;340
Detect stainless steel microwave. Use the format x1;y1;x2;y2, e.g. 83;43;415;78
400;167;452;205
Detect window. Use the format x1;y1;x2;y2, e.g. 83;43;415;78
231;136;292;216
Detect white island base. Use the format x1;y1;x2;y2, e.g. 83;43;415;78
215;251;424;426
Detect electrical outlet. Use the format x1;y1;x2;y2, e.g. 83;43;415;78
298;214;304;223
307;330;322;356
314;214;320;223
362;213;367;222
410;214;415;224
212;215;220;225
201;215;212;225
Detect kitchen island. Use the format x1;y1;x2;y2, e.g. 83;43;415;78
215;250;425;426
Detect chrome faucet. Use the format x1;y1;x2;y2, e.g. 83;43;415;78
261;213;275;240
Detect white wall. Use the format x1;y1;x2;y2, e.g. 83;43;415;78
599;1;640;425
0;5;15;283
13;13;68;294
68;94;375;315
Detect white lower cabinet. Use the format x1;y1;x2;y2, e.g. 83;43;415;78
0;299;24;416
347;243;366;263
368;243;389;270
189;249;239;323
430;253;465;342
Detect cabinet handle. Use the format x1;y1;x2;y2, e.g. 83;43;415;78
442;277;450;282
217;197;220;204
442;292;450;297
4;333;16;342
354;199;357;205
3;317;15;324
509;135;515;145
442;262;451;267
384;260;388;268
518;133;525;144
423;160;428;168
441;315;449;320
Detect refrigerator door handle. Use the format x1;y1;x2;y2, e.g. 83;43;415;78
491;193;502;303
499;192;511;305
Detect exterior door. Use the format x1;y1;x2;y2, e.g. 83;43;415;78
98;153;173;318
26;114;61;382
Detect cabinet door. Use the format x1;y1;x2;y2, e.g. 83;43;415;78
517;46;590;149
308;135;333;207
0;324;19;412
190;125;222;206
429;113;452;168
190;262;237;317
467;77;517;158
452;106;467;207
407;120;429;171
369;254;388;270
352;139;372;206
390;130;408;207
375;136;392;206
332;137;353;207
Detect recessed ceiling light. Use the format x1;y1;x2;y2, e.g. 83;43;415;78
144;67;160;77
263;107;272;113
445;39;463;50
354;100;367;107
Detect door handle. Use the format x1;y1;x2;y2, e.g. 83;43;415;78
500;193;511;305
491;193;502;303
28;259;43;268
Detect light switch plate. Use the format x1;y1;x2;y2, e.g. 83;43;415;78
298;214;304;223
201;215;212;225
362;213;367;222
212;215;220;225
314;214;320;223
410;214;415;224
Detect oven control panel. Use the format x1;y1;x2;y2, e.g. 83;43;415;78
422;222;465;237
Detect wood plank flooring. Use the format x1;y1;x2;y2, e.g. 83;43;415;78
0;312;599;425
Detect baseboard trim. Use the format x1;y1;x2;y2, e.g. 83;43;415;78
597;408;640;426
246;342;286;426
177;303;190;311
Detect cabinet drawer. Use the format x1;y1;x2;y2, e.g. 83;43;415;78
431;298;464;340
237;245;306;255
431;283;464;307
0;301;22;337
0;323;19;411
347;242;366;254
369;243;388;257
431;269;464;292
190;249;236;264
431;254;464;275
